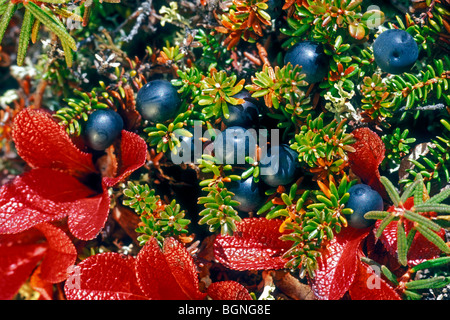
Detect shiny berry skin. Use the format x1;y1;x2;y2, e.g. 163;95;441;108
223;91;260;129
260;144;299;187
284;41;329;84
214;126;258;165
227;175;265;213
373;29;419;74
345;184;384;229
135;79;181;123
84;109;124;151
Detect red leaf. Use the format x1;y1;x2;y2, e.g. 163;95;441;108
348;127;387;198
12;109;96;178
102;130;147;187
161;237;207;300
311;227;370;300
30;265;55;300
214;218;291;270
64;237;252;300
66;187;111;240
0;223;78;299
378;198;445;266
136;237;206;300
0;168;98;235
349;259;401;300
0;239;47;300
207;281;252;300
34;223;77;283
64;252;147;300
407;229;447;266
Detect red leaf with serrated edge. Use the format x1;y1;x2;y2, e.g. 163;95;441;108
136;237;206;300
207;281;252;300
64;252;147;300
349;259;401;300
214;218;291;270
311;227;370;300
377;197;445;266
12;109;96;178
102;130;148;187
34;223;77;283
348;127;387;198
0;168;98;235
0;232;47;300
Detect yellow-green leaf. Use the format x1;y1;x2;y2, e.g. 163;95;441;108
25;1;77;51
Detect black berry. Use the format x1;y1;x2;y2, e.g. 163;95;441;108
84;109;124;151
223;91;260;129
345;184;384;229
135;79;181;123
260;144;299;187
284;41;329;84
227;175;265;213
373;29;419;74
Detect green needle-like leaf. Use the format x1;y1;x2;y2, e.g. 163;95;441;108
415;224;450;254
415;203;450;214
411;256;450;273
381;265;399;286
364;210;390;220
25;2;77;51
404;210;441;232
403;290;423;300
380;176;401;207
406;228;416;251
374;212;397;239
400;177;422;204
0;2;17;45
17;9;34;66
427;188;450;204
406;276;450;290
414;178;424;206
397;220;408;266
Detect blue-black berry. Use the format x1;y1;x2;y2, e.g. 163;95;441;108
345;184;384;229
260;144;299;187
227;175;265;213
373;29;419;74
223;91;260;129
135;79;181;123
84;109;124;151
284;41;329;84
